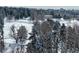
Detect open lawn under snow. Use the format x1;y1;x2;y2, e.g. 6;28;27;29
3;17;33;52
53;18;79;27
3;17;79;53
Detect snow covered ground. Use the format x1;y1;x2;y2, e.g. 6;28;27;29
3;17;79;53
53;18;79;27
3;17;33;53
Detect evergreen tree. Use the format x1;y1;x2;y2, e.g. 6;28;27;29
17;26;27;53
60;23;67;53
27;21;44;53
0;15;4;53
52;21;60;53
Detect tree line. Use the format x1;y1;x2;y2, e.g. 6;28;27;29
0;7;79;20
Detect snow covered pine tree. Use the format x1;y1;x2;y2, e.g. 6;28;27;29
16;26;27;53
0;15;4;53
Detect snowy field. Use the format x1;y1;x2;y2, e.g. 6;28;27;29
3;17;79;53
53;18;79;27
3;17;33;53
